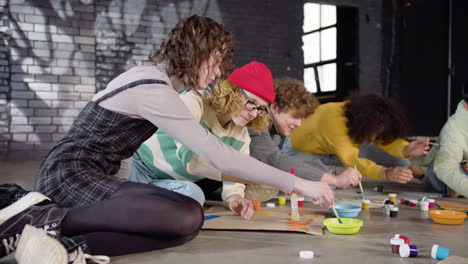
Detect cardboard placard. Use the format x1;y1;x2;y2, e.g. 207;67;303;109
203;205;326;236
433;197;468;212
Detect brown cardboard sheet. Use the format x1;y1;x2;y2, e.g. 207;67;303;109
203;205;326;236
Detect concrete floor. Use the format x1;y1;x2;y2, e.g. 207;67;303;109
1;160;467;264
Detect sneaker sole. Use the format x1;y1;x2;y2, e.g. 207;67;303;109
15;225;67;264
0;192;50;225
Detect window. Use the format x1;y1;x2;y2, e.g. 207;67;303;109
303;3;337;94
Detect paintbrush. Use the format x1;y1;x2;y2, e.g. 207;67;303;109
289;168;300;221
429;142;440;147
355;165;366;200
331;202;343;224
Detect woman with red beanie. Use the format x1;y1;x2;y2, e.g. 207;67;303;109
129;61;276;220
0;16;333;263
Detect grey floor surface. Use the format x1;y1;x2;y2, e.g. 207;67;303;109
1;160;467;264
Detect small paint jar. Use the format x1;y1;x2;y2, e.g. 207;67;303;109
361;199;371;209
394;234;410;244
399;244;419;258
431;244;450;260
278;196;286;206
419;201;429;211
409;200;418;207
427;199;435;209
388;193;397;203
266;202;275;208
298;197;305;207
390;238;404;254
384;204;394;216
390;207;399;217
253;201;261;211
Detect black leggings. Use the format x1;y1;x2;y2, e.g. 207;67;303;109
61;182;204;256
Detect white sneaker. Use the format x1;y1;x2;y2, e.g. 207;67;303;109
15;225;110;264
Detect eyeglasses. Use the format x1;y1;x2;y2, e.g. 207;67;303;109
239;89;269;117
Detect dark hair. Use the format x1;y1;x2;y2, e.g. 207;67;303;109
344;93;409;144
274;78;319;118
151;15;234;90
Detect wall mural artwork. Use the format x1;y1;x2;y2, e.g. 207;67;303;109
0;0;217;158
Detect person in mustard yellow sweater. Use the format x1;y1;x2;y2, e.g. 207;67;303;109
283;93;429;183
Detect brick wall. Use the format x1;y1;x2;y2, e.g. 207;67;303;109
0;0;10;157
0;0;304;160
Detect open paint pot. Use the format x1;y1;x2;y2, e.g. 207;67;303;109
390;207;399;217
388;193;397;203
328;204;361;218
298;197;305;207
429;210;467;225
361;199;370;209
399;244;418;258
384;204;394;216
278;196;286;206
390;238;404;254
419;201;429;211
323;218;363;235
432;244;450;260
427;199;435;209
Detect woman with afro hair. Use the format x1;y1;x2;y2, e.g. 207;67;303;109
284;93;429;184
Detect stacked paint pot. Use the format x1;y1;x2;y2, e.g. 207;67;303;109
389;234;450;260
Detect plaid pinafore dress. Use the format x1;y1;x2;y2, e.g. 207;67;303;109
34;79;167;207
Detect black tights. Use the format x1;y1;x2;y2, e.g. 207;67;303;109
61;182;204;256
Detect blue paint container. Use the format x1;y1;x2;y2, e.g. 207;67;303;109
329;204;361;218
431;244;450;260
399;244;418;258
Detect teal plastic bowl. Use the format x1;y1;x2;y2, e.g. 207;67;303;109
329;204;362;218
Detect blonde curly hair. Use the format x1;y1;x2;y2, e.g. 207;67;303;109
206;80;271;132
274;78;319;118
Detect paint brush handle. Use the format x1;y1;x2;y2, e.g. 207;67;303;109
331;203;343;224
358;181;366;200
354;165;366;200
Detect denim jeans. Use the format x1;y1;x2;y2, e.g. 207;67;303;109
282;137;411;174
426;160;467;193
128;154;206;206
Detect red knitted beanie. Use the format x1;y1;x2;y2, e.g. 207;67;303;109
228;61;275;103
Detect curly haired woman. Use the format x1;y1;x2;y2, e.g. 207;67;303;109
0;16;333;263
284;93;429;184
129;61;274;220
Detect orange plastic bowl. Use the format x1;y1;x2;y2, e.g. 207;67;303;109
429;210;467;225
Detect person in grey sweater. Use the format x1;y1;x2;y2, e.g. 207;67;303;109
249;78;362;189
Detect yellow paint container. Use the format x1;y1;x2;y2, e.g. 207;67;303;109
388;193;397;204
362;199;371;209
278;196;286;205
